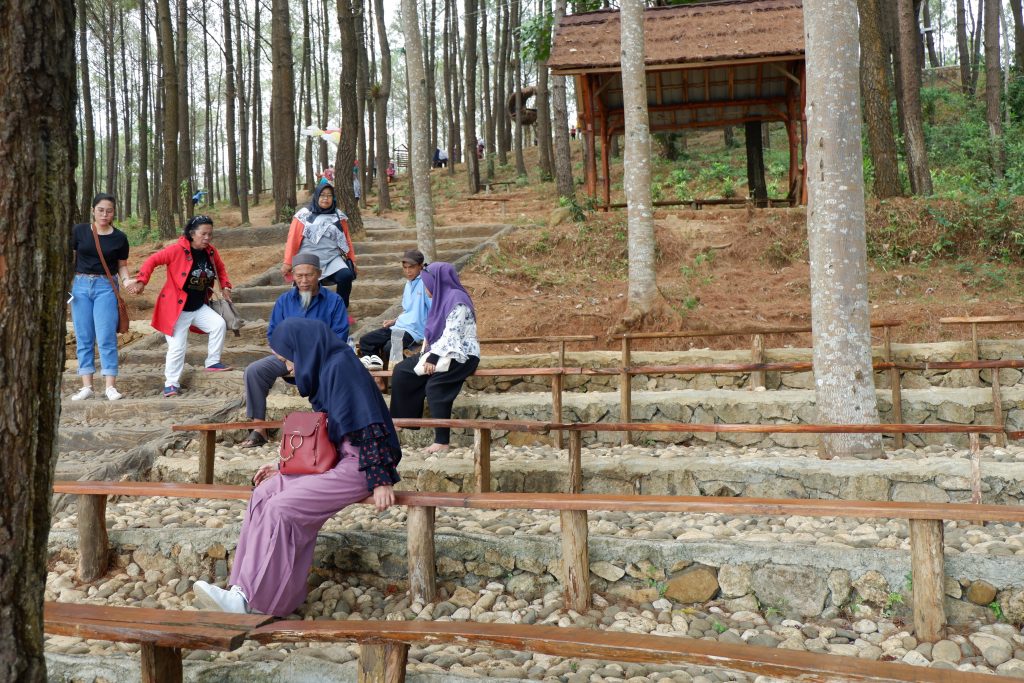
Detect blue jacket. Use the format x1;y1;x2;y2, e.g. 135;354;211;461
393;275;431;342
268;287;349;342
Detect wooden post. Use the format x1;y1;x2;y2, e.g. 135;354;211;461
560;509;591;612
749;333;766;390
199;431;216;485
77;494;109;582
909;518;946;642
473;429;491;493
620;336;632;446
358;642;408;683
970;322;981;386
140;644;182;683
552;374;564;450
991;373;1006;447
884;326;904;449
568;430;583;494
406;506;437;604
970;432;982;504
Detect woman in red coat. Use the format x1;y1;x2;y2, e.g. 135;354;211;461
130;215;234;397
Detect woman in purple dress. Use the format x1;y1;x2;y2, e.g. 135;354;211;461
193;318;402;616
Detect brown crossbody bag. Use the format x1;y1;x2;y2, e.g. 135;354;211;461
91;225;131;334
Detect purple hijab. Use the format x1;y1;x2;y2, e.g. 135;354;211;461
421;262;475;343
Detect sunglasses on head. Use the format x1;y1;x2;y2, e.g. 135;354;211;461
187;215;213;230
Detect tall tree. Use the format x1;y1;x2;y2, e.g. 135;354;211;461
1009;0;1024;69
971;0;984;93
117;4;133;216
922;0;939;67
896;0;933;195
619;0;657;322
335;0;363;233
355;0;369;207
103;0;119;199
372;0;392;209
535;0;554;180
251;0;264;205
0;0;76;677
804;0;882;459
511;0;526;175
984;0;1005;177
78;0;95;219
302;0;315;190
956;0;973;92
156;0;179;236
233;0;250;223
201;0;214;207
271;0;297;221
176;0;193;220
401;0;437;259
858;0;902;198
137;0;152;226
463;0;480;192
222;0;240;208
480;0;494;179
551;0;574;198
494;0;509;165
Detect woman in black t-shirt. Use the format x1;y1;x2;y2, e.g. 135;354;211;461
69;193;131;401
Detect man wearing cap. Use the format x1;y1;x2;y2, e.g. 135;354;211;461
239;253;349;448
358;249;431;371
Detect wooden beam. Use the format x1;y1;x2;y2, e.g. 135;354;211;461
473;429;491;493
568;431;583;494
620;337;632;446
552;374;564;450
199;431;216;485
141;644;182;683
749;334;766;389
77;494;109;583
909;519;946;642
406;506;437;604
560;509;590;612
971;322;981;385
884;326;904;449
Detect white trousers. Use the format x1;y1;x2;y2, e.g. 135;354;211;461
163;305;226;385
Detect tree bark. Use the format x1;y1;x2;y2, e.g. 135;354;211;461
201;0;214;208
744;122;767;206
223;0;239;208
334;0;363;234
536;0;554;180
551;0;574;198
511;0;526;176
78;0;95;219
897;0;933;195
176;0;193;220
858;0;902;198
804;0;882;459
956;0;973;92
480;0;493;179
1010;0;1024;71
103;0;119;201
923;0;940;67
0;0;75;677
118;4;133;217
251;0;264;205
355;0;369;208
619;0;657;321
984;0;1005;177
156;0;179;237
372;0;391;209
302;0;315;191
401;0;437;259
971;0;985;93
495;0;509;165
463;0;480;193
271;0;297;221
234;0;250;223
138;0;152;226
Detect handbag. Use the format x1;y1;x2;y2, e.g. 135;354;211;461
413;353;451;376
344;255;357;280
92;225;130;334
278;411;339;475
209;297;245;337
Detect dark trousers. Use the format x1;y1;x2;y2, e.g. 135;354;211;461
244;355;290;420
389;354;479;444
359;327;416;368
321;268;354;308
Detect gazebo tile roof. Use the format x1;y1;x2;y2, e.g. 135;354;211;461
549;0;804;74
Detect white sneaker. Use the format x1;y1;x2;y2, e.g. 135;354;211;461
104;386;123;401
70;387;93;401
192;580;251;614
360;354;384;370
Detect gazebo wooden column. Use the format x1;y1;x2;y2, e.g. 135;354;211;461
582;74;599;198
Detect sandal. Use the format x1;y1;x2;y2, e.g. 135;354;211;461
238;430;269;449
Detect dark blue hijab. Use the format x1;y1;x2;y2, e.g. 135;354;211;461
308;183;337;216
269;318;399;447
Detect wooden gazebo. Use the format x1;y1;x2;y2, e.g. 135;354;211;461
549;0;807;208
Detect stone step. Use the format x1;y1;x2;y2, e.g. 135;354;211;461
355;236;494;255
60;396;232;427
60;368;247;396
58;426;168;454
355;248;473;267
207;224;290;249
120;344;272;368
232;298;394;323
231;279;405;304
363;223;507;240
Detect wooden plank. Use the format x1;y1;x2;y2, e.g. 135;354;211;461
620;337;632;446
45;615;251;651
568;422;1004;434
44;602;272;629
359;642;387;683
560;509;591;612
172;420;282;432
54;480;254;500
199;431;216;485
939;315;1024;324
883;326;904;449
909;518;946;642
552;374;564;450
611;320;901;341
385;643;409;683
970;433;982;504
78;494;109;583
250;620;1020;683
141;644;182;683
749;334;766;389
392;418;554;432
406;506;437;604
478;335;596;345
971;322;981;385
992;375;1007;447
567;431;583;495
473;429;491;493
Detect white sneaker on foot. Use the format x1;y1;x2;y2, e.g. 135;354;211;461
192;580;251;614
70;387;93;401
104;386;123;401
360;354;384;370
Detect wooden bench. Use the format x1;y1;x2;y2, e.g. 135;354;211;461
466;194;511;215
939;314;1024;396
54;471;1024;642
481;180;514;193
250;619;1018;683
44;601;272;683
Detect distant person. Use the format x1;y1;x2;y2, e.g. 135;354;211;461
69;193;132;401
358;250;431;371
386;161;396;184
477;139;484;159
283;183;356;308
353;165;362;201
432;148;441;168
191;190;207;207
239;253;349;449
323;165;335;184
570;127;577;140
389;262;479;453
438;148;448;168
130;215;234;397
192;318;401;616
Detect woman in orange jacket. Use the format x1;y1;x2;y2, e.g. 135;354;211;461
282;183;356;308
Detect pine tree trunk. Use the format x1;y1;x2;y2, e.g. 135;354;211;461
401;0;437;259
897;0;933;195
745;122;767;206
201;0;214;208
804;0;882;459
252;0;264;205
335;0;363;234
223;0;239;208
443;0;454;173
495;0;508;165
118;4;133;217
620;0;657;321
138;0;152;226
271;0;297;221
971;0;985;93
923;0;940;67
511;0;526;176
355;0;369;208
176;0;193;220
302;0;315;191
985;0;1005;177
536;2;554;181
104;0;119;200
551;0;574;198
0;1;75;676
1010;0;1024;70
463;0;480;192
79;0;96;219
858;0;902;198
372;0;391;209
480;0;494;180
319;0;331;169
427;0;439;157
234;0;250;223
957;0;973;92
156;0;179;237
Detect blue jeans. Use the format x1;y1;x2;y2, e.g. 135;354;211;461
71;275;120;376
